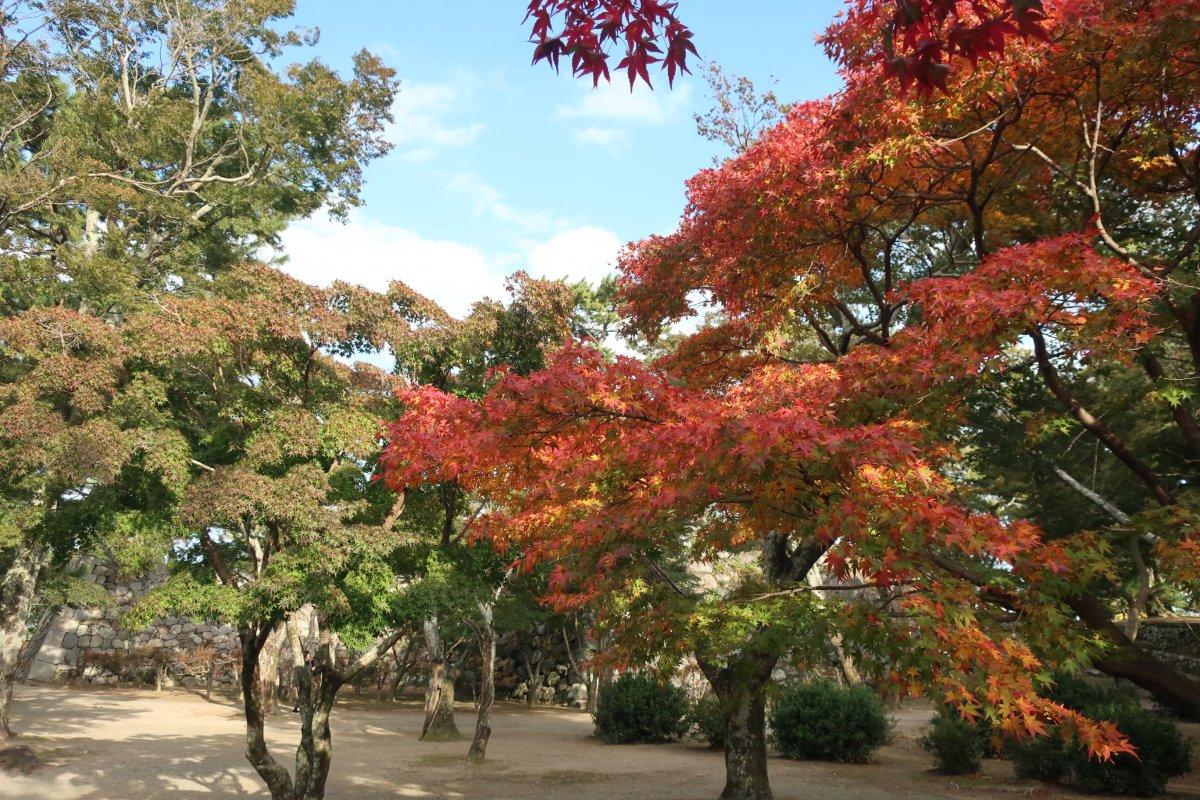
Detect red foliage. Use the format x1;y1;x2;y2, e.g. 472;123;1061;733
525;0;696;86
381;337;1135;753
523;1;1065;93
390;0;1200;763
824;0;1056;93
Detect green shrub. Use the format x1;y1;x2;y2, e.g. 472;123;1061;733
920;711;984;774
1007;700;1192;795
593;673;688;744
769;681;890;763
1047;673;1137;713
1008;729;1069;782
687;694;727;749
1065;703;1192;796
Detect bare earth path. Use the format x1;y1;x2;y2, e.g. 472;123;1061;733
1;685;1197;800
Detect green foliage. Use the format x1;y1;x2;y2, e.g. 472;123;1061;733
1008;674;1193;795
686;693;727;748
1047;672;1139;713
0;0;399;313
571;276;620;343
768;681;890;763
1065;704;1192;796
1008;732;1070;782
593;672;689;744
36;566;113;610
393;549;485;626
99;511;184;578
920;710;984;774
125;573;241;630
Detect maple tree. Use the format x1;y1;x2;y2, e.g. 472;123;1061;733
823;0;1052;93
390;272;605;759
525;0;695;86
118;264;445;800
0;307;166;738
391;2;1200;799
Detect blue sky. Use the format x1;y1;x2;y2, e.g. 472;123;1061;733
279;1;846;318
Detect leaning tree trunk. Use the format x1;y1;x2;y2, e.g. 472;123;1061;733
1070;594;1200;720
380;639;415;702
0;539;49;740
467;601;496;762
420;617;460;741
699;653;778;800
807;563;862;685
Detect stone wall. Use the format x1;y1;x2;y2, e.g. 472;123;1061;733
24;557;239;686
20;556;594;707
1138;618;1200;678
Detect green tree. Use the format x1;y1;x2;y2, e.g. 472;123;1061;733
125;265;438;800
0;0;396;743
1;0;396;315
388;272;592;756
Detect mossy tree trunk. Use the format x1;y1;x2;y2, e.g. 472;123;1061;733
698;653;777;800
0;539;49;740
240;614;404;800
421;616;460;741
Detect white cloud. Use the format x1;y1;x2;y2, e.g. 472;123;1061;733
276;213;505;318
276;215;623;319
526;226;622;285
447;172;557;234
386;74;484;162
556;81;694;125
572;126;631;151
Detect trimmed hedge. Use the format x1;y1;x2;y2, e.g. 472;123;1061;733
593;673;688;744
921;710;985;774
1067;702;1192;796
1006;674;1193;796
769;681;890;763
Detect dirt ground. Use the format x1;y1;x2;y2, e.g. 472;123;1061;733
0;685;1197;800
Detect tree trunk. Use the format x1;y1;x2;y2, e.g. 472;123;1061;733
258;621;286;715
0;539;49;740
699;653;777;800
380;641;412;702
584;626;609;715
240;624;297;800
467;601;496;762
806;562;862;685
240;613;386;800
521;650;543;708
421;617;459;741
288;619;343;800
1070;595;1200;719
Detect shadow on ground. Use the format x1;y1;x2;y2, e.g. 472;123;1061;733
1;685;1197;800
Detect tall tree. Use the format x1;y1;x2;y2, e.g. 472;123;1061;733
1;0;396;314
0;306;168;737
391;272;594;757
123;264;440;800
0;0;396;742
